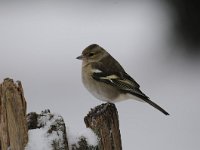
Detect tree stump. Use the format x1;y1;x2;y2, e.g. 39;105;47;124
0;78;28;150
0;78;122;150
84;103;122;150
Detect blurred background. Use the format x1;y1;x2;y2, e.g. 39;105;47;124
0;0;200;149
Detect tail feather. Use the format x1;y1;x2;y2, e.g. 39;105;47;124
129;91;169;115
143;98;169;115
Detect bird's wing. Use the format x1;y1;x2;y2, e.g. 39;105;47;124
91;66;170;115
92;54;140;87
91;62;147;98
91;60;169;115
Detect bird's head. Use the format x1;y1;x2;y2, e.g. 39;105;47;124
76;44;108;63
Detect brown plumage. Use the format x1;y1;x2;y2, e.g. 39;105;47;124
77;44;169;115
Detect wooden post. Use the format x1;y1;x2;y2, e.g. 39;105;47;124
0;78;123;150
84;103;122;150
0;78;28;150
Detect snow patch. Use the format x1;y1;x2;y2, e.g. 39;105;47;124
25;111;98;150
25;128;51;150
67;128;98;150
25;112;66;150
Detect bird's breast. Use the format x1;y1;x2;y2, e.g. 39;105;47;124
81;65;119;102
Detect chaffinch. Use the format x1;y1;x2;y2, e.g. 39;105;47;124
77;44;169;115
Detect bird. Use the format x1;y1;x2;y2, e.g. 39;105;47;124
76;44;169;115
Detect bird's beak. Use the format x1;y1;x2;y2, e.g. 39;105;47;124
76;55;84;60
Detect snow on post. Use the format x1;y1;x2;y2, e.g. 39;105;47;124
0;78;122;150
25;110;69;150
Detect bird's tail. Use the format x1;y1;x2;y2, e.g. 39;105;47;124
142;97;169;115
129;92;169;115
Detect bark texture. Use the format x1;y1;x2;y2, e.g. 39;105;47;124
84;103;122;150
0;78;28;150
0;78;122;150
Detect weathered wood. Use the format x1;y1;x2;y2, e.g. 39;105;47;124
0;78;123;150
0;78;28;150
84;103;122;150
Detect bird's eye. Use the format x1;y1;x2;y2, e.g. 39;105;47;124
88;53;95;57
